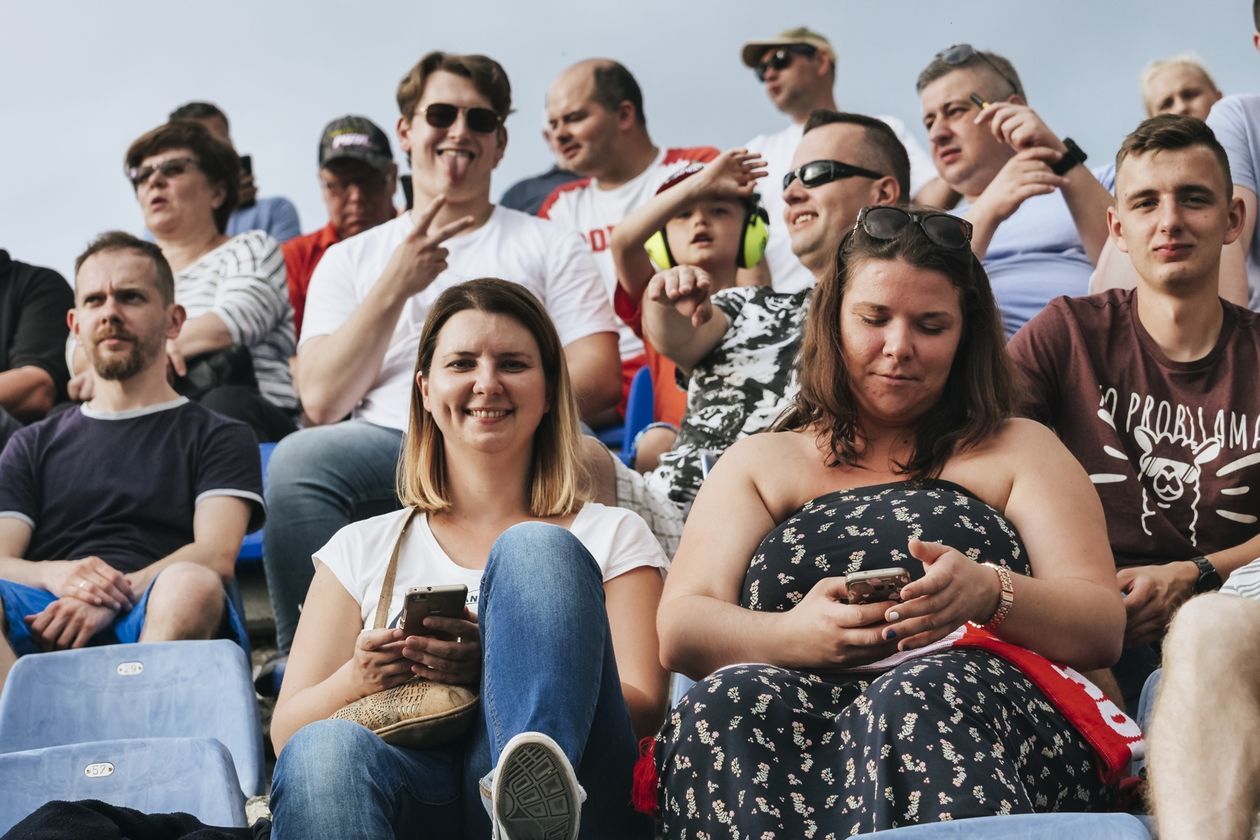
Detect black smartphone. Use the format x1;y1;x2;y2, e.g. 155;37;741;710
239;154;253;177
401;174;414;210
401;584;467;640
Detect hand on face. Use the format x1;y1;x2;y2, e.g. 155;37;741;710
880;539;1001;651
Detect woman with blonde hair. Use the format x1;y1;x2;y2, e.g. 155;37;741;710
269;278;667;839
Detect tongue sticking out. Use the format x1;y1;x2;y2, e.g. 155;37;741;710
442;151;472;183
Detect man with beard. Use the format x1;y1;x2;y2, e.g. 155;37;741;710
0;232;262;689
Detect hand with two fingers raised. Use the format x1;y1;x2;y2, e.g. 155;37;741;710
646;266;716;328
400;611;481;686
379;195;477;302
774;576;900;671
880;538;1002;652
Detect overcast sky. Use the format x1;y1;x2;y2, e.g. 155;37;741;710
2;0;1256;279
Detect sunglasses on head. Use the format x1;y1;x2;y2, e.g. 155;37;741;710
418;103;502;134
851;205;974;250
782;159;885;192
934;43;1020;99
127;156;200;190
755;44;818;82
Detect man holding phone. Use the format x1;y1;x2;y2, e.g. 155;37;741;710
0;232;263;690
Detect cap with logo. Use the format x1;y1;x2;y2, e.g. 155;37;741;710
740;26;834;69
318;115;393;171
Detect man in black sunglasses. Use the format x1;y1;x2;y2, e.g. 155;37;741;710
916;46;1114;338
739;27;947;295
540;59;718;425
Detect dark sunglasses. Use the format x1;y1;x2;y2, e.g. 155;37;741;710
418;103;502;134
755;44;818;82
782;159;884;192
934;43;1020;98
851;205;973;250
127;156;200;190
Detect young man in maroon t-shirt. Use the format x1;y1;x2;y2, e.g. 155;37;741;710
1008;114;1259;711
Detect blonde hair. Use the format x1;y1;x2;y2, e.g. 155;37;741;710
1140;54;1221;115
396;278;586;516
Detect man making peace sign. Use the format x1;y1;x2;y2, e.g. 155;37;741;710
262;51;621;655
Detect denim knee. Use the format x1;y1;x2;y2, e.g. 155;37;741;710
483;522;600;589
273;719;385;796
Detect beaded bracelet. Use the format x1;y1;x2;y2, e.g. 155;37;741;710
979;562;1015;632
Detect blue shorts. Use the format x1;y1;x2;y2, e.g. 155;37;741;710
0;572;248;657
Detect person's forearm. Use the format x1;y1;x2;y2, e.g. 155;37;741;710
271;660;362;754
563;335;621;420
0;555;53;589
1208;533;1260;579
912;177;960;211
658;594;794;680
298;283;409;425
961;200;1002;261
1089;237;1140;294
984;571;1124;670
1060;166;1113;265
642;300;725;374
127;539;239;591
1218;239;1251;307
173;312;234;359
0;367;55;421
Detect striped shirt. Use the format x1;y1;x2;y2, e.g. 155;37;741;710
176;231;296;411
1223;558;1260;601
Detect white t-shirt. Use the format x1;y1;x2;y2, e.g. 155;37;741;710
539;146;719;359
301;207;619;430
745;117;936;294
316;503;669;629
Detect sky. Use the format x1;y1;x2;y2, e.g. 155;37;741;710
2;0;1256;279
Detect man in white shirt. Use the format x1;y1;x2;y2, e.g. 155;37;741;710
262;51;621;654
539;59;717;421
739;27;946;293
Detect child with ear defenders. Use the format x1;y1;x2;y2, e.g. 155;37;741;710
610;149;768;471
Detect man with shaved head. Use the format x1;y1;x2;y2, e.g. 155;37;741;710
540;59;718;419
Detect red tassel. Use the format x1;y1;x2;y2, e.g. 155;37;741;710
631;736;659;816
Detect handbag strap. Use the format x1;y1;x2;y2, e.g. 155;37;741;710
371;507;419;630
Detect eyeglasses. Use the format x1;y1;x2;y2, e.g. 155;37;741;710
417;103;503;134
782;159;885;192
851;205;974;250
127;157;200;190
755;44;818;82
934;43;1020;99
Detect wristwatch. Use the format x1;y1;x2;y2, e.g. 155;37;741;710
1051;137;1087;176
1189;555;1223;593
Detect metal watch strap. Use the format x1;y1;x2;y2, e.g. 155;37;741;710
1190;555;1223;593
980;562;1015;632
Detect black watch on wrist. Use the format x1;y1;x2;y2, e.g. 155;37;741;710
1190;555;1223;593
1051;137;1087;176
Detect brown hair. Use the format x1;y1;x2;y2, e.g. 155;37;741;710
396;51;512;121
74;230;176;305
1115;114;1233;200
397;278;585;516
803;109;911;201
125;121;240;234
915;48;1025;102
774;204;1013;478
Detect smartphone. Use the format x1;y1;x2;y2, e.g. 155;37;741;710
239;154;253;176
845;567;910;605
401;584;467;640
401;175;414;210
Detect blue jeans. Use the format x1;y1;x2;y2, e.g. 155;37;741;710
270;523;650;840
262;420;404;652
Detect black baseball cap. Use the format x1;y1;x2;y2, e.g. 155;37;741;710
318;115;393;170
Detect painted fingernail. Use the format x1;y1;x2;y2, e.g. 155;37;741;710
884;629;897;640
887;611;901;622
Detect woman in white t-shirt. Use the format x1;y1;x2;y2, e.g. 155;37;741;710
270;278;668;840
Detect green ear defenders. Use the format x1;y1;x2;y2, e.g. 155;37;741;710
644;194;770;270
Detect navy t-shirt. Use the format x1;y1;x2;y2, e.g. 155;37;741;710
0;398;264;573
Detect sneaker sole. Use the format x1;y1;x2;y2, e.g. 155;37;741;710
495;742;578;840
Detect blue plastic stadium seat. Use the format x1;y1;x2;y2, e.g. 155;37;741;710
859;813;1153;838
0;737;246;834
620;364;655;466
235;441;276;565
0;640;264;796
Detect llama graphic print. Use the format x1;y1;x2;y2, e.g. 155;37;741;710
1092;389;1260;548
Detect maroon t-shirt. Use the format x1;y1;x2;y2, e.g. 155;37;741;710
1008;289;1260;568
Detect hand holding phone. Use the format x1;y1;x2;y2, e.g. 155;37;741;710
401;584;468;641
845;567;910;605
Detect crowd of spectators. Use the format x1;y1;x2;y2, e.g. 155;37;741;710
5;8;1260;839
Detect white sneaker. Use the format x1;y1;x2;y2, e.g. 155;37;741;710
488;731;585;840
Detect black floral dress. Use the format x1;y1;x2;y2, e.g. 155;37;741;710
656;480;1113;838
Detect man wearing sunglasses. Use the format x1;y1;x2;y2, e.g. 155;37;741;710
917;45;1115;338
260;51;621;657
1009;115;1260;717
739;27;945;295
540;59;718;423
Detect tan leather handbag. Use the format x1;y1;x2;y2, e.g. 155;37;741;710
330;509;479;748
